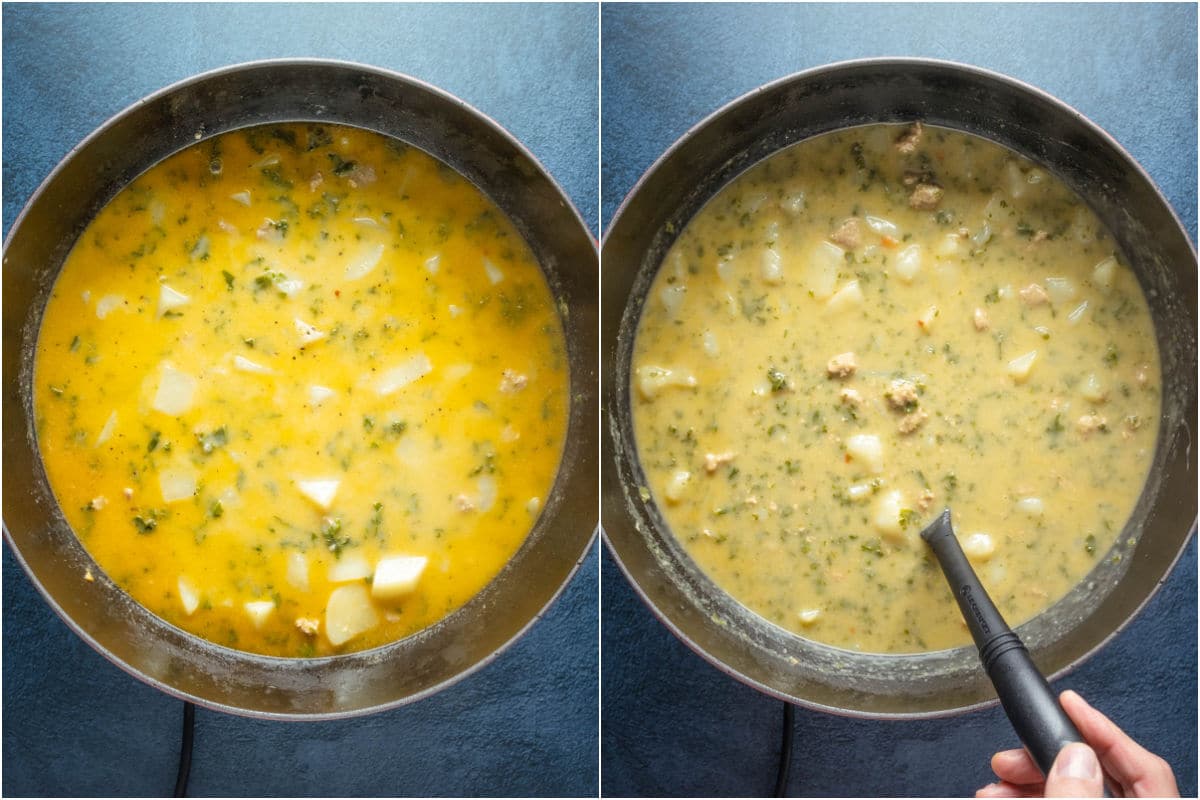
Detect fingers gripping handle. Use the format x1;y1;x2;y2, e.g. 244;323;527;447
921;510;1086;775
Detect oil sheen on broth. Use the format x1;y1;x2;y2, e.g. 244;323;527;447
631;123;1160;653
34;123;568;657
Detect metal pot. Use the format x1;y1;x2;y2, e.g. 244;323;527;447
3;59;598;719
601;58;1196;718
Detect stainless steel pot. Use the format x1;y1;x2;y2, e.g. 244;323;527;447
601;58;1196;718
3;59;598;719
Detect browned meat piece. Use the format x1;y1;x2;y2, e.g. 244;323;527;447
703;452;736;474
897;410;929;435
1077;414;1109;436
973;307;990;331
916;488;936;511
884;379;919;411
839;387;864;407
499;369;529;393
1019;283;1049;307
825;352;857;379
829;217;863;250
895;122;923;154
909;184;944;210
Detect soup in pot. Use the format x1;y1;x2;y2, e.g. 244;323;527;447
631;123;1160;653
34;122;569;657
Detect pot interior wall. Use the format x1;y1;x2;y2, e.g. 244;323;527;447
3;61;597;719
601;60;1196;717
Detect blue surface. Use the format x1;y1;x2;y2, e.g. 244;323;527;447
3;3;598;797
601;3;1197;797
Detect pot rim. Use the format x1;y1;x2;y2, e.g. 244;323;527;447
601;56;1197;720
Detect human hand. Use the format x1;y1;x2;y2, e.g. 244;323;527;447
976;690;1178;798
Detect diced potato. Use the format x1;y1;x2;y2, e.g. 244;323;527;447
244;600;275;629
424;254;440;275
864;215;899;237
376;353;433;395
761;248;784;285
294;317;326;346
297;478;340;510
95;294;126;319
445;363;473;382
702;330;720;357
483;258;505;285
325;584;380;646
846;434;884;474
715;256;735;284
345;242;385;280
230;190;251;206
234;355;274;375
781;192;806;215
286;552;309;592
95;410;117;447
806;241;843;299
1007;350;1038;382
308;384;336;406
935;233;961;257
1044;276;1077;306
798;608;822;625
916;306;938;333
526;497;541;514
846;483;875;503
636;365;697;400
664;470;691;503
826;280;864;312
477;475;498;512
276;276;304;297
157;285;190;317
371;555;429;601
178;576;200;616
160;466;198;503
873;490;906;540
962;532;995;561
1092;256;1117;293
894;244;922;282
153;363;198;415
1081;373;1107;403
1005;161;1029;199
328;554;373;583
1016;497;1045;517
1067;301;1090;325
659;284;687;317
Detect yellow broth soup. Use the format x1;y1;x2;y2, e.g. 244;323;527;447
34;123;568;657
632;123;1160;654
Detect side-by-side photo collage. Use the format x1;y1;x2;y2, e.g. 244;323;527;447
2;2;1195;798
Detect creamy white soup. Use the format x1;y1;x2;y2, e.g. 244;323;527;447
632;123;1160;653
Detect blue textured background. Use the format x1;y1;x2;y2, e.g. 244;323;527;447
3;4;598;797
600;3;1197;797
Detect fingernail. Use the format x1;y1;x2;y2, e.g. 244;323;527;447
1055;743;1100;781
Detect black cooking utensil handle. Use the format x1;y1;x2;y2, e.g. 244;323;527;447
921;509;1088;776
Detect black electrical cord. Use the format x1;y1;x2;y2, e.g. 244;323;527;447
774;701;795;797
174;701;196;797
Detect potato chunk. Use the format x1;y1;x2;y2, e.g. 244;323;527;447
873;490;906;540
325;585;380;646
1007;351;1038;382
372;555;429;601
636;365;697;400
826;352;858;379
846;434;884;474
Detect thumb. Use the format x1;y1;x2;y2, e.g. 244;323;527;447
1044;743;1104;798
